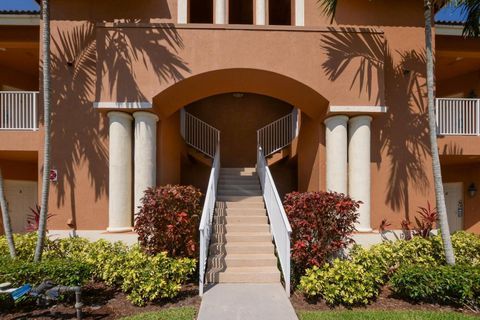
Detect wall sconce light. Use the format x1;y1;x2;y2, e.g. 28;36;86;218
468;183;477;198
232;92;244;98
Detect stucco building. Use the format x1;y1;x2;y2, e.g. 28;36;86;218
0;1;479;247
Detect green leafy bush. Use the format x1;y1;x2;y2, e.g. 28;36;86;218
299;259;382;306
390;265;480;309
0;233;57;260
135;185;202;258
0;256;92;287
0;235;197;306
117;247;196;306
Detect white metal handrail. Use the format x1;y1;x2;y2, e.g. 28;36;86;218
181;109;220;158
256;146;292;296
257;108;299;157
436;98;480;136
0;91;38;131
199;143;220;296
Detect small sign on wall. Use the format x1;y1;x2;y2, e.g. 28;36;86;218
49;169;58;182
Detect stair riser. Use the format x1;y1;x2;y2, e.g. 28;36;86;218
216;203;265;210
218;186;261;191
216;196;264;202
207;273;280;283
214;216;268;224
210;245;274;255
220;168;257;173
218;191;262;197
215;210;267;217
208;258;277;268
223;234;272;242
217;225;270;232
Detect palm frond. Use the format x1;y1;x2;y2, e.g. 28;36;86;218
318;0;338;23
460;0;480;37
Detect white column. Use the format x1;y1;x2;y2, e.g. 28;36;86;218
215;0;226;24
324;115;348;194
348;116;372;232
256;0;266;25
107;111;133;232
295;0;305;26
178;0;188;24
133;112;159;217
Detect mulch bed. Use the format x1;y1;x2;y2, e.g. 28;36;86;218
1;282;201;320
290;286;480;317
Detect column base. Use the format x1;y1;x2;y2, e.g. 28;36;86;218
106;226;133;233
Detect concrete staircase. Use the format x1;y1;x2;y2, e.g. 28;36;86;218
206;168;280;283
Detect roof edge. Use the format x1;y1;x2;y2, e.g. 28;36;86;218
0;14;40;26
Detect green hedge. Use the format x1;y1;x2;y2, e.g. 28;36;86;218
390;265;480;308
299;232;480;306
0;234;197;306
0;256;92;287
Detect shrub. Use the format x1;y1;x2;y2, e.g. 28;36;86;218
0;233;57;260
299;259;381;306
0;256;93;287
117;246;196;306
284;191;360;278
390;265;480;309
135;185;202;258
0;235;197;306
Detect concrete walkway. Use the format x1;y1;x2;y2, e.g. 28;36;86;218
197;283;298;320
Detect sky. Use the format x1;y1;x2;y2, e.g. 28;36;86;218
0;0;468;23
0;0;40;11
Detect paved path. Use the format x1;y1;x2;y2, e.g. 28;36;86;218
197;283;298;320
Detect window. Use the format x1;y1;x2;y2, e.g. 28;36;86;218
269;0;292;25
229;0;253;24
190;0;214;23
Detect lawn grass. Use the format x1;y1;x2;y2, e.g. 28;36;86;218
120;307;196;320
298;310;478;320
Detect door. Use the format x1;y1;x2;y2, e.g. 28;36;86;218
443;182;464;233
3;180;38;233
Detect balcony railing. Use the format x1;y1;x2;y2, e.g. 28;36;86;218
436;98;480;136
0;91;39;131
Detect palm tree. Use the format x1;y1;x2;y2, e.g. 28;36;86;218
0;168;16;258
316;0;480;265
34;0;52;262
458;0;480;36
424;0;455;265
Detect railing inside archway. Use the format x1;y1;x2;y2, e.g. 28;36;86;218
180;108;299;160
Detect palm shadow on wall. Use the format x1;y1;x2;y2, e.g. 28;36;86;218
321;27;430;220
49;20;190;229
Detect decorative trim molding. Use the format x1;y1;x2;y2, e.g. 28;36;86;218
328;105;388;114
94;102;152;109
0;14;39;26
435;24;463;36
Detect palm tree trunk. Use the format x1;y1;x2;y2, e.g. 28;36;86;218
0;168;16;258
424;0;455;265
34;0;52;262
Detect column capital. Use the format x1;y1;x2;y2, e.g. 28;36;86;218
107;111;133;121
133;111;159;122
324;115;349;126
349;115;373;124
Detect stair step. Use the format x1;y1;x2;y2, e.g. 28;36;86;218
217;196;264;202
207;255;277;268
221;167;256;173
216;208;267;216
207;266;280;283
219;185;261;191
218;190;262;196
214;215;268;224
210;242;274;254
214;224;270;232
219;176;259;181
214;232;272;242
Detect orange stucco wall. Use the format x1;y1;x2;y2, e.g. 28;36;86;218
22;0;445;232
